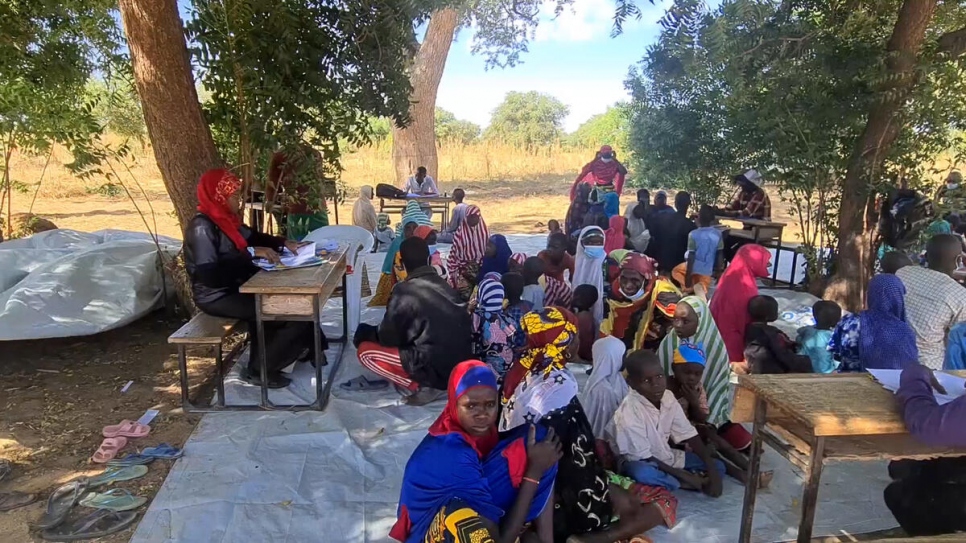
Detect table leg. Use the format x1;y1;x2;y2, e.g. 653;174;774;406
312;294;324;410
797;436;826;543
215;343;226;408
772;236;783;286
255;294;270;408
739;398;768;543
177;346;191;410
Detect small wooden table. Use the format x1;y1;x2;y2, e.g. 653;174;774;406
732;373;966;543
379;195;452;230
716;216;791;286
239;245;349;411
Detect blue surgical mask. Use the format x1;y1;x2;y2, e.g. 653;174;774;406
428;244;438;255
583;245;605;259
621;286;646;301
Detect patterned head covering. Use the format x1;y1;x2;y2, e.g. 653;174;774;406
673;343;707;367
381;201;432;274
510;252;527;266
502;306;579;402
477;279;505;313
377;213;390;229
447;205;489;287
621;252;658;279
197;169;246;250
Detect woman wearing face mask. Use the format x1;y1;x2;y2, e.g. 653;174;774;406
600;252;662;351
572;226;607;325
569;145;628;202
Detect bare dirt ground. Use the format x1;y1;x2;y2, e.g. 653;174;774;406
0;313;229;542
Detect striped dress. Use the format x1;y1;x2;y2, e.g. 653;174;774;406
658;296;732;426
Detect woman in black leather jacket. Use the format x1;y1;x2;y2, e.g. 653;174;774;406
183;169;325;389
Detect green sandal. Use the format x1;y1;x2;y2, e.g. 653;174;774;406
78;488;146;512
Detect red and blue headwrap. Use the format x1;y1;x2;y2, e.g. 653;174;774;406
428;360;498;457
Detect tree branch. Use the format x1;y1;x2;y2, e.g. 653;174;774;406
937;25;966;58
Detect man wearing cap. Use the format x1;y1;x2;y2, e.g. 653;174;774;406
719;169;772;261
570;145;628;201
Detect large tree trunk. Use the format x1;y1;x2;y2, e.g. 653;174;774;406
828;0;937;310
391;9;460;186
118;0;222;228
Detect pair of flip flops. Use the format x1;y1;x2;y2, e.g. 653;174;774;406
87;465;149;488
107;443;183;467
79;488;146;512
40;509;138;541
36;478;141;540
0;460;37;512
91;421;152;464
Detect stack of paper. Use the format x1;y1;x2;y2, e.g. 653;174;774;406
280;242;317;267
868;368;966;405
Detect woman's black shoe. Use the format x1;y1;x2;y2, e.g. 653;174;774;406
242;369;292;389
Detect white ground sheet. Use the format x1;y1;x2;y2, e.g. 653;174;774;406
131;235;896;543
0;229;180;341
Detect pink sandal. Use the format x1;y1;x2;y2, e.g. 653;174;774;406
102;420;150;439
92;437;128;464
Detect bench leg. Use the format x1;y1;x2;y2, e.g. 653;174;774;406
215;343;226;408
178;346;191;411
797;437;826;543
739;398;767;543
255;294;270;408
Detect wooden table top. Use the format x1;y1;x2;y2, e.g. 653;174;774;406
737;372;966;437
380;195;452;204
239;244;348;296
715;215;787;228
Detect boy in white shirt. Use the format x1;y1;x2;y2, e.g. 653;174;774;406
608;350;724;495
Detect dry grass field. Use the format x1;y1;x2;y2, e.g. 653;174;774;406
3;139;810;241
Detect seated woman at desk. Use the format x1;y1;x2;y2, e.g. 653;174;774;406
885;365;966;536
184;169;322;389
717;169;771;261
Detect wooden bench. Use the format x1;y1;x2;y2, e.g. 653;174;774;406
168;313;244;412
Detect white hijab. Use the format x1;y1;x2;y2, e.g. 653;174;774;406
352;186;377;233
573;226;606;323
580;335;629;439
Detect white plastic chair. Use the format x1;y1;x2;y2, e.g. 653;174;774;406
303;225;374;337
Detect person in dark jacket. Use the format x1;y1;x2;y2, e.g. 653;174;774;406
183;168;322;389
356;236;474;405
743;295;812;374
646;191;696;276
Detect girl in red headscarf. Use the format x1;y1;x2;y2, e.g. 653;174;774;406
184;168;321;389
569;145;628;201
391;360;560;543
709;243;772;363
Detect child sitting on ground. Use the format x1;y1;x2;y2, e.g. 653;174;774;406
508;252;527;274
796;300;842;374
501;272;532;360
572;284;599;363
667;343;773;488
373;213;394;252
547;219;562;245
521;256;546;310
744;295;813;374
609;350;725;495
671;205;722;295
471;278;517;378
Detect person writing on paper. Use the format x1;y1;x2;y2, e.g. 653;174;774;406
718;169;772;261
184;169;323;389
403;166;439;219
884;365;966;536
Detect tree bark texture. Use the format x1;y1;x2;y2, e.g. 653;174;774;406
391;8;460;186
829;0;937;310
118;0;222;230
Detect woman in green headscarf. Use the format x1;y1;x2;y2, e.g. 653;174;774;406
368;201;433;307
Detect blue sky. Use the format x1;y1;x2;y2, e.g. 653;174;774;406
177;1;682;132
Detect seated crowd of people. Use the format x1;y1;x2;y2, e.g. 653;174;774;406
186;163;966;542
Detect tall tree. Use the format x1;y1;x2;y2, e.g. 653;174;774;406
485;91;569;148
118;0;222;227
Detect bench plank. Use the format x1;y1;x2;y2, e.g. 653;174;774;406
168;314;239;345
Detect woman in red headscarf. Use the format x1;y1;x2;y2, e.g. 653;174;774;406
391;360;560;543
184;168;323;389
709;243;772;363
600;252;682;351
569;145;628;201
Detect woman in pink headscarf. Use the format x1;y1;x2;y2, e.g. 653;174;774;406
570;145;628;201
709;244;772;363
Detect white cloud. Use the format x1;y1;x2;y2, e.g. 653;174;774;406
534;0;620;43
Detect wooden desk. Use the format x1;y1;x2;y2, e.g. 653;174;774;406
732;373;966;543
239;245;349;410
379;195;451;230
716;216;791;286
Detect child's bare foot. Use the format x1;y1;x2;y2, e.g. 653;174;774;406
678;472;706;491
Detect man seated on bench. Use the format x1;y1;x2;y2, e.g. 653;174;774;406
437;188;467;244
354;236;474;405
184;169;324;389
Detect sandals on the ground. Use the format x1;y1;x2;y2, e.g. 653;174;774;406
91;437;128;464
36;480;88;529
0;491;37;512
78;488;146;512
40;509;137;541
339;376;389;391
102;420;150;439
86;465;149;488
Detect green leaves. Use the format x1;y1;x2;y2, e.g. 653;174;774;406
484;91;569;149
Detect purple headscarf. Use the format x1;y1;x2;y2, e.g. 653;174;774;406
858;274;918;370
